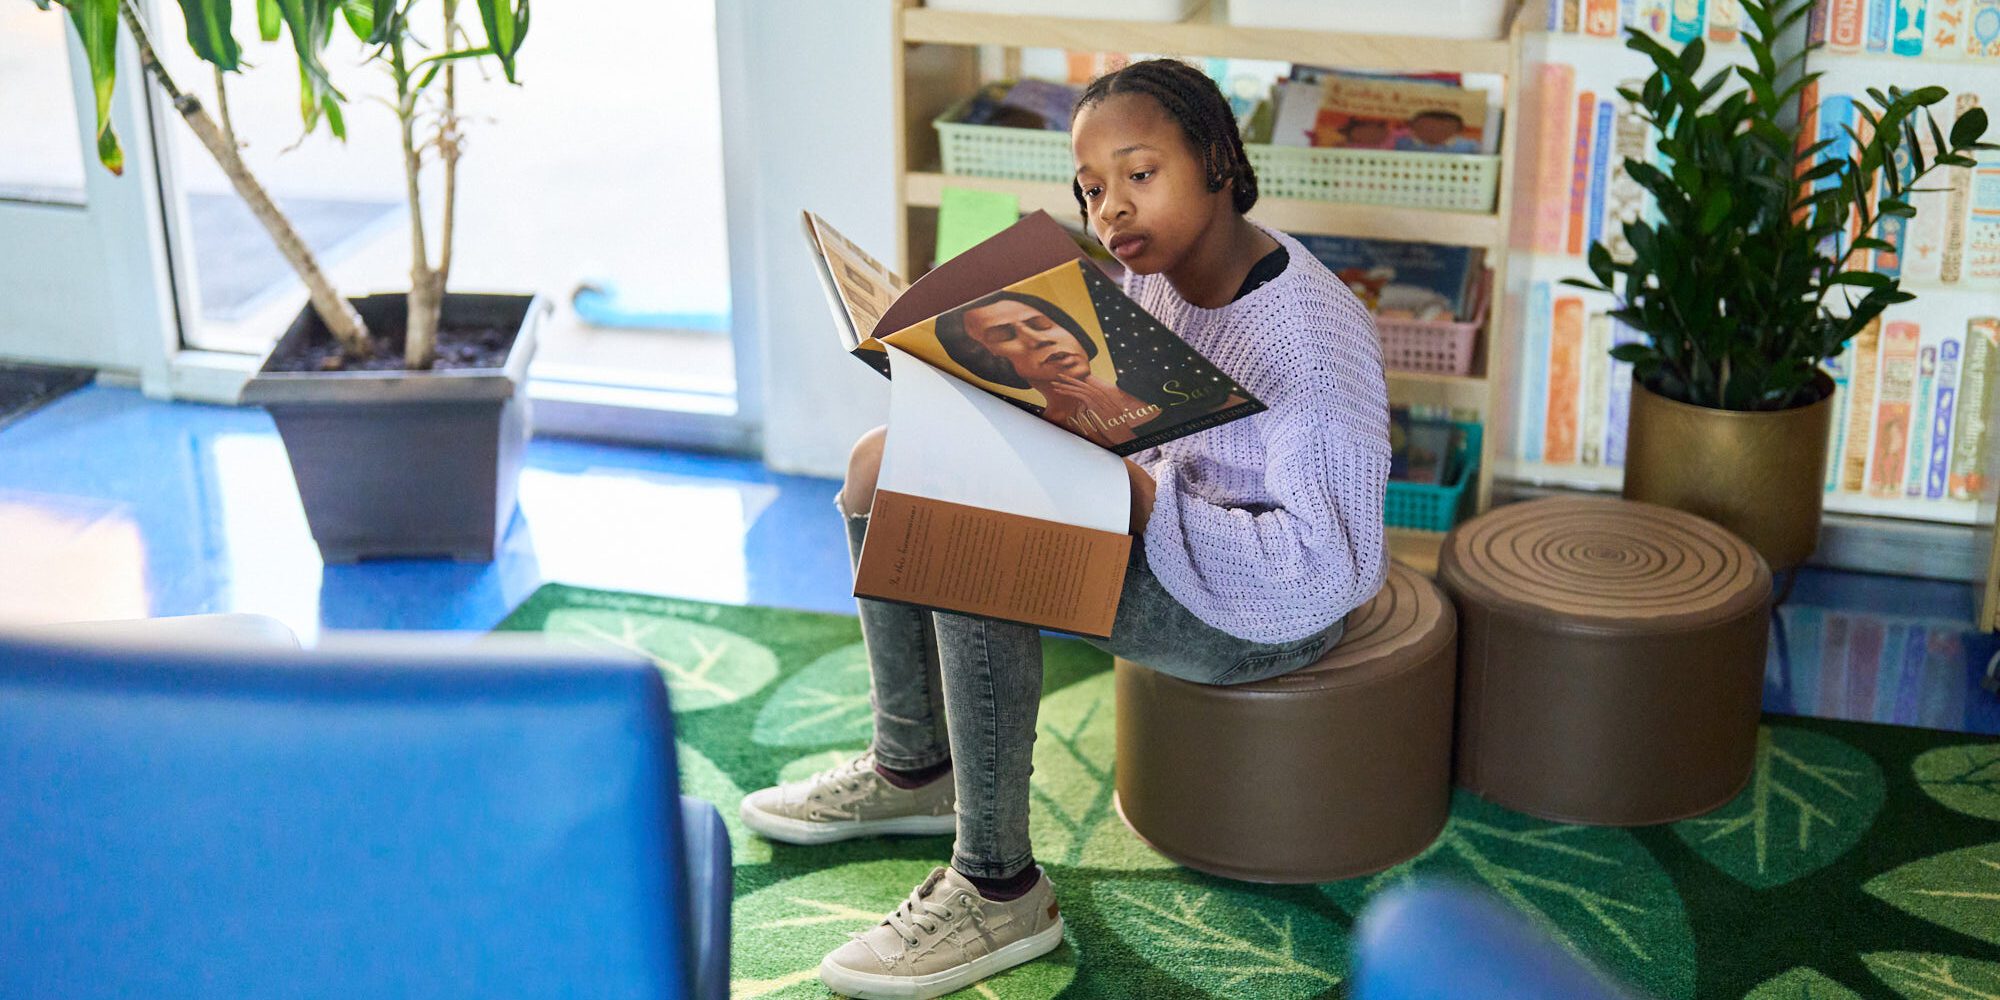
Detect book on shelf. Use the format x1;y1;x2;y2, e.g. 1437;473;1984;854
1269;72;1497;154
1390;406;1459;485
1543;0;1742;39
801;209;1264;637
1290;234;1488;322
1807;0;2000;60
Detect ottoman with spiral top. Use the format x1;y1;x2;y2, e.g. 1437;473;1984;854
1112;561;1457;883
1438;496;1771;826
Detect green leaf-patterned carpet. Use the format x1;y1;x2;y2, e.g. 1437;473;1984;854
497;585;2000;1000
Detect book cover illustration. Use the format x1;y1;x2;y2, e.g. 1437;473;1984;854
879;260;1263;456
1292;234;1486;321
1309;75;1491;154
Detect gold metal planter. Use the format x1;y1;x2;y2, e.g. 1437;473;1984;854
1622;372;1835;572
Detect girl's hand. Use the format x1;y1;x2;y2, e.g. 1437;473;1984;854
1124;458;1157;535
1047;376;1139;445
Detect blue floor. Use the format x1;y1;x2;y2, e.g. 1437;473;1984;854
2;385;1994;737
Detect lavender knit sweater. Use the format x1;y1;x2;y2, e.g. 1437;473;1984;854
1126;226;1392;644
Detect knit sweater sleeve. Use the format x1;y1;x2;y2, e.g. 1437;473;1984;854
1135;268;1392;644
1142;412;1391;644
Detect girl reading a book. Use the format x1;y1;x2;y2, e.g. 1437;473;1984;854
744;58;1390;1000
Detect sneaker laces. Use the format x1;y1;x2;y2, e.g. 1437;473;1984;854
808;752;874;797
884;869;962;947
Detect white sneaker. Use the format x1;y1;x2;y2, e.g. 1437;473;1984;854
739;750;956;845
819;865;1066;1000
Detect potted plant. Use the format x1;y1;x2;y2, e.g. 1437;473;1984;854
1564;0;1993;572
36;0;537;562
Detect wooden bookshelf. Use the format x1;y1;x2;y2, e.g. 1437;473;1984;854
892;0;1536;573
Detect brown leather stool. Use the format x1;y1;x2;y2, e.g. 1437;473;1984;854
1438;495;1771;826
1112;562;1457;883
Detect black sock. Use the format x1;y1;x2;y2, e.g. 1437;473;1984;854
874;757;951;790
957;862;1042;902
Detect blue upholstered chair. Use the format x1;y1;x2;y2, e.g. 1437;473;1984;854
0;621;730;1000
1354;881;1643;1000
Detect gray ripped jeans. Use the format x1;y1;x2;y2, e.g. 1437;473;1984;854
838;496;1344;880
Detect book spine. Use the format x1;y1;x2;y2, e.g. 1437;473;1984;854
1565;0;1582;32
1536;65;1578;256
1904;116;1950;283
1894;0;1928;56
1940;94;1979;283
1930;0;1967;51
1569;91;1597;257
1818;94;1856;258
1875;136;1915;277
1969;144;2000;282
1523;282;1553;464
1949;316;1998;498
1546;296;1586;464
1974;0;2000;56
1841;318;1883;492
1927;336;1962;498
1849;107;1877;265
1708;0;1741;40
1607;320;1643;466
1588;0;1621;34
1795;77;1822;230
1637;0;1669;32
1906;339;1938;495
1588;100;1614;252
1809;0;1831;43
1868;0;1894;50
1581;313;1612;465
1824;350;1851;492
1671;0;1707;41
1868;320;1920;496
1830;0;1867;49
1604;84;1651;264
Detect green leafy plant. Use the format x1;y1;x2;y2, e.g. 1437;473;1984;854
1563;0;1995;411
30;0;529;369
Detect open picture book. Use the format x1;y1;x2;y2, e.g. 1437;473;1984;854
801;209;1264;636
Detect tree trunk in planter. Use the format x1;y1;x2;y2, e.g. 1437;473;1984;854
1622;371;1835;572
239;293;549;563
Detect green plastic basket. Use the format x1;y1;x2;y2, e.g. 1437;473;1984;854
1385;422;1482;533
934;98;1500;213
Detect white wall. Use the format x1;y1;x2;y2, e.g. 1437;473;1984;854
718;0;898;478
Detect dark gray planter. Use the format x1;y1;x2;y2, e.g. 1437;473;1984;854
240;292;548;564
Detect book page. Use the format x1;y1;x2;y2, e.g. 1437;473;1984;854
877;344;1128;535
802;211;907;353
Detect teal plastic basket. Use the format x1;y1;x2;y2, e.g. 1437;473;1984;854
1385;422;1481;533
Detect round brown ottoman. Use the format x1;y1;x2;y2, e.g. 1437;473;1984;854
1438;496;1771;826
1112;562;1457;883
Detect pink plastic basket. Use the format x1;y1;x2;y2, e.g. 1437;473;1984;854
1376;316;1480;376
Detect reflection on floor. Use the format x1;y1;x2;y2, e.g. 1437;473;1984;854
2;385;1993;737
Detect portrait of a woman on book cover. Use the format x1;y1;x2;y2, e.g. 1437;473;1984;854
926;266;1250;451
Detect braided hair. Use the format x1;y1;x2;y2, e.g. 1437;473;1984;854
1069;58;1259;227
